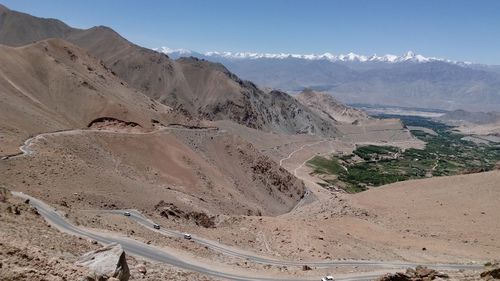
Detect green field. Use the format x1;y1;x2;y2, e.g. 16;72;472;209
307;116;500;193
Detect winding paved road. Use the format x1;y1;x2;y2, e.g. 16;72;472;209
14;191;393;281
103;209;482;272
13;192;483;281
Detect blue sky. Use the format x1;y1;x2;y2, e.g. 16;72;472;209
3;0;500;64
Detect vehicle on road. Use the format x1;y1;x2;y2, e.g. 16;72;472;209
183;233;192;240
124;211;131;216
153;224;160;229
321;276;334;281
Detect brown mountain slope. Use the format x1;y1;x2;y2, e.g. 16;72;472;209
294;90;415;144
0;4;74;46
0;5;338;136
175;57;338;134
0;38;182;155
65;26;195;112
296;89;369;124
0;128;305;217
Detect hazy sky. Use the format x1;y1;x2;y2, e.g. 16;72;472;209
3;0;500;64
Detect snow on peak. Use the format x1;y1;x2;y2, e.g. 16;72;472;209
201;50;447;63
155;46;466;64
400;50;431;62
154;46;193;55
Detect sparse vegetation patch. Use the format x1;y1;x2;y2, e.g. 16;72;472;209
308;116;500;193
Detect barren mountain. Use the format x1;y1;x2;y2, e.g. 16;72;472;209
437;109;500;136
175;57;338;134
0;38;183;156
65;26;194;113
0;4;338;136
295;88;369;123
0;3;74;46
438;109;500;125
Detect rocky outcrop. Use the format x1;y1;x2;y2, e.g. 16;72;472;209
0;186;9;202
87;117;147;133
77;243;130;281
377;272;413;281
481;262;500;280
296;88;369;124
376;266;449;281
155;200;216;228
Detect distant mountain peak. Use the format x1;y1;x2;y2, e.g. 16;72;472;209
156;46;192;56
156;46;472;65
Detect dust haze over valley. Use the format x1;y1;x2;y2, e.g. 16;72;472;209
1;2;500;281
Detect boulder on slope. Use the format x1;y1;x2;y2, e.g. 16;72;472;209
376;266;449;281
481;262;500;280
77;243;130;281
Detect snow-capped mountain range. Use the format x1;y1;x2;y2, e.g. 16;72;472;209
155;46;471;64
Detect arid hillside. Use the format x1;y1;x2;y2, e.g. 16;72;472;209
0;127;305;218
350;170;500;261
0;3;74;46
437;109;500;136
0;38;183;156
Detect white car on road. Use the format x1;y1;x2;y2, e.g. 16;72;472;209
184;233;192;240
321;276;334;281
